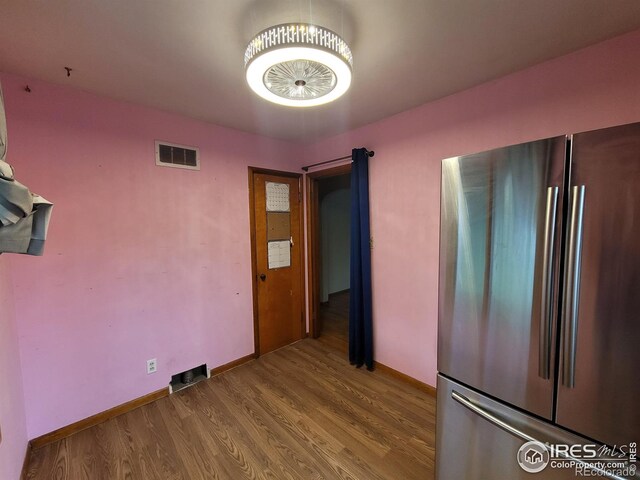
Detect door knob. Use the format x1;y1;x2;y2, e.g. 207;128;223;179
259;273;266;281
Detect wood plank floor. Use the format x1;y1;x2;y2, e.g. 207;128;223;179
318;290;349;354
26;339;435;480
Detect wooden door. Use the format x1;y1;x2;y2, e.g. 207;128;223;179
250;170;303;355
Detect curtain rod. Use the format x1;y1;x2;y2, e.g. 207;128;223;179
301;149;374;172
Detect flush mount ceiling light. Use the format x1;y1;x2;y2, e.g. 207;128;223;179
244;23;353;107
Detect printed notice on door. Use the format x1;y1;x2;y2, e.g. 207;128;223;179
266;182;290;212
268;240;291;269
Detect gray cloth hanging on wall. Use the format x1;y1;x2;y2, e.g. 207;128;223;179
0;81;53;255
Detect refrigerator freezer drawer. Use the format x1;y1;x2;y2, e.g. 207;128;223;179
436;374;639;480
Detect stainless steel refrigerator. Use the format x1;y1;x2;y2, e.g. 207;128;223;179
436;122;640;479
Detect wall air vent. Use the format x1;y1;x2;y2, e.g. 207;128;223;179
155;141;200;170
169;364;209;393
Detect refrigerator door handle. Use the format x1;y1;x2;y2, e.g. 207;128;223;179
562;185;586;388
452;390;537;443
539;186;559;379
451;390;629;480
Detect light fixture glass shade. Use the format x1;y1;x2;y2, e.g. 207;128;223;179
244;24;353;107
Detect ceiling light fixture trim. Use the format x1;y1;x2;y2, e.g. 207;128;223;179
244;23;353;107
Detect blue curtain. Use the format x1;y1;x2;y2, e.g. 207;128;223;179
349;148;374;370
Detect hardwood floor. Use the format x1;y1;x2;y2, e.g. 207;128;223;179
317;290;349;354
26;339;435;480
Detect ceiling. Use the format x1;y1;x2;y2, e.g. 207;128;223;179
1;1;640;142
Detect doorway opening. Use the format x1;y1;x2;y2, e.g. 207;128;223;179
306;164;351;353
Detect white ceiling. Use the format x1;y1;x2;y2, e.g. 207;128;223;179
1;1;640;142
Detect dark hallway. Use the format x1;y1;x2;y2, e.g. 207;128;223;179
317;290;349;353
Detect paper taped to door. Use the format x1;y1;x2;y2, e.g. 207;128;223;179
268;240;290;269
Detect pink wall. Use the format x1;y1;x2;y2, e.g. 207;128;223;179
302;29;640;387
0;73;303;439
0;256;28;479
2;28;640;444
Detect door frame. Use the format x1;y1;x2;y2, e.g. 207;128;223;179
305;163;352;339
248;167;305;357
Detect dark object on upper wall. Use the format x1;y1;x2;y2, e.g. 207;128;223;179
0;81;53;256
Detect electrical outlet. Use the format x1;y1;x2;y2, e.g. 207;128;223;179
146;358;157;374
